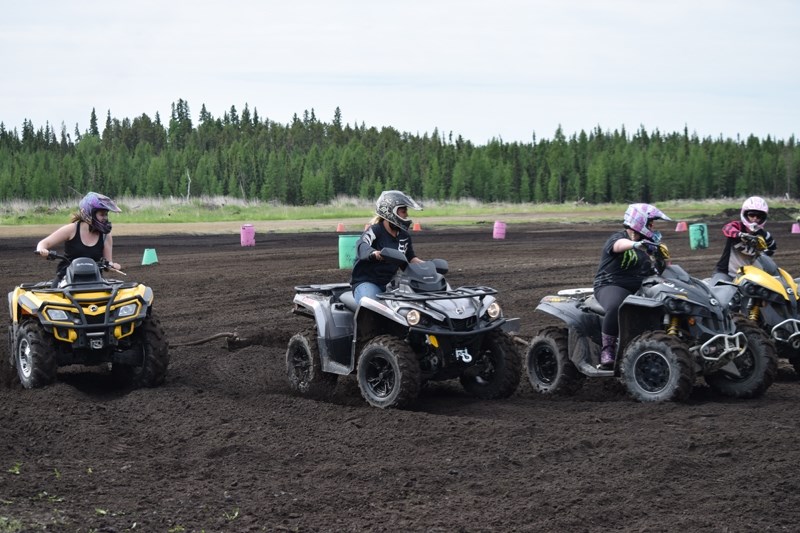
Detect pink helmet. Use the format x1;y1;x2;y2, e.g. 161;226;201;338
740;196;768;231
623;203;671;241
79;192;121;234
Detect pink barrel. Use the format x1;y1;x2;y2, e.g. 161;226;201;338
493;221;507;240
240;224;255;246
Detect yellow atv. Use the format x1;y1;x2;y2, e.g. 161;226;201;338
732;246;800;375
5;252;169;389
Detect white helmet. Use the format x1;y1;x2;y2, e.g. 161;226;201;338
740;196;768;232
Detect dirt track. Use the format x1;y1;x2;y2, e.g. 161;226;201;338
2;221;800;532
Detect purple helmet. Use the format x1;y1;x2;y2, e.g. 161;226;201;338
623;203;671;241
375;190;422;230
740;196;768;232
79;192;121;234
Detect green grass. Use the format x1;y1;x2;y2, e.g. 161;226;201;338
0;195;796;226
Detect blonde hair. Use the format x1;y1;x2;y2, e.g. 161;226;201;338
369;215;382;225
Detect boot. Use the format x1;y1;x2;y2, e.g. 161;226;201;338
598;333;618;370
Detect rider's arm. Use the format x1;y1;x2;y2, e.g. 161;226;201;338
721;221;744;239
103;235;121;270
356;229;378;261
763;231;777;256
36;224;75;257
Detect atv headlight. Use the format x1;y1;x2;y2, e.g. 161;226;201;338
406;309;421;326
46;309;70;321
487;302;501;320
117;303;138;318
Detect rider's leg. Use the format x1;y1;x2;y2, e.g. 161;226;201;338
594;285;632;369
354;282;383;305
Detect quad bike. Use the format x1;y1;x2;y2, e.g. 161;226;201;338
526;245;777;402
287;248;521;409
4;252;169;389
728;243;800;375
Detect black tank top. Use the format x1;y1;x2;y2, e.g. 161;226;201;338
57;221;105;278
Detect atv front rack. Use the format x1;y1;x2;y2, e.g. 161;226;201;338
378;285;497;302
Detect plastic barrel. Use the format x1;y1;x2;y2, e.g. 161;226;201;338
240;224;255;246
493;221;507;240
689;223;709;250
338;234;360;269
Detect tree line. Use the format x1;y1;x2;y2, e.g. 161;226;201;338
0;99;798;205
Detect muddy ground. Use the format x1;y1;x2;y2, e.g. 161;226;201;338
2;220;800;532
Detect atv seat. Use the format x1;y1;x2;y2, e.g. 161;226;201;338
339;290;358;312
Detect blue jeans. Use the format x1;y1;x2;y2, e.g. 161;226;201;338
354;282;384;305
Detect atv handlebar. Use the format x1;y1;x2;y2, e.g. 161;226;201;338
34;250;127;276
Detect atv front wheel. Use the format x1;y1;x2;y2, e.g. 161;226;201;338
14;320;57;389
357;335;420;409
620;331;694;402
526;326;582;395
704;317;777;398
113;312;170;388
286;328;337;400
460;330;522;399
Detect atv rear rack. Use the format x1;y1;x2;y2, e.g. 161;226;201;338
378;285;497;302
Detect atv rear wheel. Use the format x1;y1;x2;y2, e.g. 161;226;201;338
460;330;522;399
620;331;694;402
357;335;420;409
14;320;57;389
705;317;777;398
526;326;582;395
113;312;170;388
286;328;338;400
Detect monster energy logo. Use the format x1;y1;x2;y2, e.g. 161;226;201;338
620;249;640;269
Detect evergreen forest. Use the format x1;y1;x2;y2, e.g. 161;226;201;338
1;99;798;205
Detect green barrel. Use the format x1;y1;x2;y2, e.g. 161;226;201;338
338;234;360;269
689;223;709;250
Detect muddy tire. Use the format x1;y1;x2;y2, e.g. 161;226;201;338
14;320;58;389
286;328;338;400
460;330;522;399
705;317;777;398
620;331;694;402
113;312;170;388
526;326;582;395
357;335;420;409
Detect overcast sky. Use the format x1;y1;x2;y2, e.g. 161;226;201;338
2;0;797;144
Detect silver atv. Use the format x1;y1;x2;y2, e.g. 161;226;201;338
287;248;521;408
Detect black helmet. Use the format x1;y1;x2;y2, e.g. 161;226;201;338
375;190;422;230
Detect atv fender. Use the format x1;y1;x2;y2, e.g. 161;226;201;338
618;295;666;352
536;300;599;339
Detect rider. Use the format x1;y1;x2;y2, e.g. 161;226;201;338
711;196;776;284
351;190;423;304
593;203;671;370
36;192;122;285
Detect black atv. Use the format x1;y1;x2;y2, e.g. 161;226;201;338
526;254;777;402
287;248;521;408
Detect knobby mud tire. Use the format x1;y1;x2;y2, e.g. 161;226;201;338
286;328;338;400
526;326;582;395
357;335;421;409
620;331;694;402
460;329;522;399
705;317;777;399
113;312;170;388
14;320;57;389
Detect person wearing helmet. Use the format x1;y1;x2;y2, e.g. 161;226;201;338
350;190;424;304
710;196;776;284
593;203;672;370
36;192;122;285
